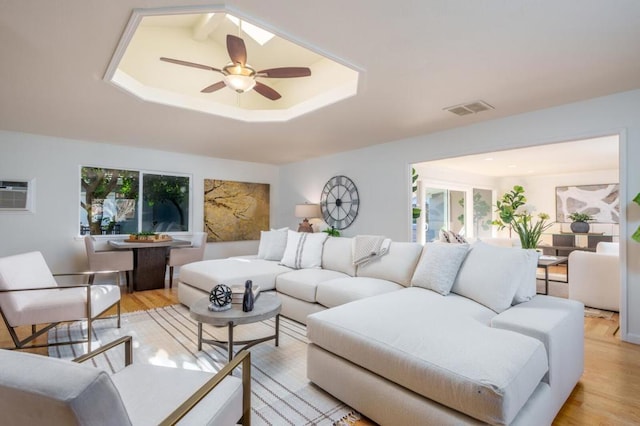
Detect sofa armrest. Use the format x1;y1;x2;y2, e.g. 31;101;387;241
491;296;584;418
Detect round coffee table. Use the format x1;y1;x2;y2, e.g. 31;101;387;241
189;292;282;361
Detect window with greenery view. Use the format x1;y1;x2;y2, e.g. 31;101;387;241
80;167;190;235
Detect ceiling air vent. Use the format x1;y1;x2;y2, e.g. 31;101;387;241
445;100;494;117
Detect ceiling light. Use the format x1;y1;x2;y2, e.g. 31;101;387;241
222;63;256;93
484;157;494;161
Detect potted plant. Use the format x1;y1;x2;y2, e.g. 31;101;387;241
492;185;527;238
411;168;422;220
493;185;553;248
511;211;553;249
568;212;593;233
322;226;341;237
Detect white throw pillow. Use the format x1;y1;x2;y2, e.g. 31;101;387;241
280;230;328;269
257;228;288;260
411;243;470;295
511;249;539;304
451;241;528;313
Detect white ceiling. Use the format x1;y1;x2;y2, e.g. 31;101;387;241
419;136;619;177
1;1;639;164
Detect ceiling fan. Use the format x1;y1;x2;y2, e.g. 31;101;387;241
160;34;311;101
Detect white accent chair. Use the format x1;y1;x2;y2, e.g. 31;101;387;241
0;336;251;425
84;235;133;291
166;232;207;288
0;251;121;352
568;242;620;311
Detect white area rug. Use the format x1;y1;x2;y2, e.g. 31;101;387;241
49;305;354;425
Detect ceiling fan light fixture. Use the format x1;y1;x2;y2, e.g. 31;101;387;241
222;63;256;93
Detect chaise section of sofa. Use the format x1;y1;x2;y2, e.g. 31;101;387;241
308;288;550;425
306;241;584;426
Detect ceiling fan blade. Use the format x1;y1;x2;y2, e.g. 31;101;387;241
254;81;281;100
257;67;312;78
226;34;247;66
201;81;226;93
160;57;222;73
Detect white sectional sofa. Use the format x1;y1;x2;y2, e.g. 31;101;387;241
177;231;584;425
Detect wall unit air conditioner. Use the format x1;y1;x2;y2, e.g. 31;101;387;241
0;179;35;212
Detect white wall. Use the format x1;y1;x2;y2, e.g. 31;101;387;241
0;131;279;272
278;89;640;344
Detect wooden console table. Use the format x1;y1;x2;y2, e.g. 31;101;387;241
108;239;191;291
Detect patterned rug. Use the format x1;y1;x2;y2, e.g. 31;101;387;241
48;305;355;425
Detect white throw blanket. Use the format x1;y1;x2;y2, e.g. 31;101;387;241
352;235;391;266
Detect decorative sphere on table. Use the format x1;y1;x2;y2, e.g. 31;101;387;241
209;284;232;311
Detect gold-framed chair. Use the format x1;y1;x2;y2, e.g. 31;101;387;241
0;251;121;352
0;336;251;425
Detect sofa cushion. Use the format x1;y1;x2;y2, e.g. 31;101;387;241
179;258;291;292
451;241;534;313
307;287;548;425
280;231;328;269
411;243;469;295
316;277;404;308
257;228;289;261
321;237;356;276
276;269;349;303
356;242;423;286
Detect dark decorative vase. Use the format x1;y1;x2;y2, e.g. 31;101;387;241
242;280;254;312
570;221;590;233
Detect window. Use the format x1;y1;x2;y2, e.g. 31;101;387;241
80;167;190;235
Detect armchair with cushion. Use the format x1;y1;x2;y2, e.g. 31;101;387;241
568;242;620;311
0;251;121;352
167;232;207;288
0;336;251;425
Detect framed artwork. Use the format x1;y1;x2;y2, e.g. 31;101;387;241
204;179;270;242
556;183;619;223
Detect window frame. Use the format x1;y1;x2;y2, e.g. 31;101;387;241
79;165;193;237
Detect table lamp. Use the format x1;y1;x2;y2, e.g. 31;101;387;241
295;203;321;233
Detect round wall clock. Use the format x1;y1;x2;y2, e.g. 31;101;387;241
320;175;360;230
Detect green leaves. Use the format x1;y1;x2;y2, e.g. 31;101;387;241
494;185;552;248
634;192;640;243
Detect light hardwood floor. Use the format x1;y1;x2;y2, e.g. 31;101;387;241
2;286;638;425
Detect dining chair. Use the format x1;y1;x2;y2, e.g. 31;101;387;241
166;232;207;288
84;235;134;291
0;336;251;425
0;251;121;352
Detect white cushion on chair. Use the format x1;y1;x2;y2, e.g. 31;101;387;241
0;251;57;290
112;364;243;426
0;349;131;426
0;251;121;327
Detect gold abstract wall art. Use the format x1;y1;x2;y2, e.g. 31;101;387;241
204;179;270;242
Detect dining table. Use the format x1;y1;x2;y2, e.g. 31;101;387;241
108;238;191;291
